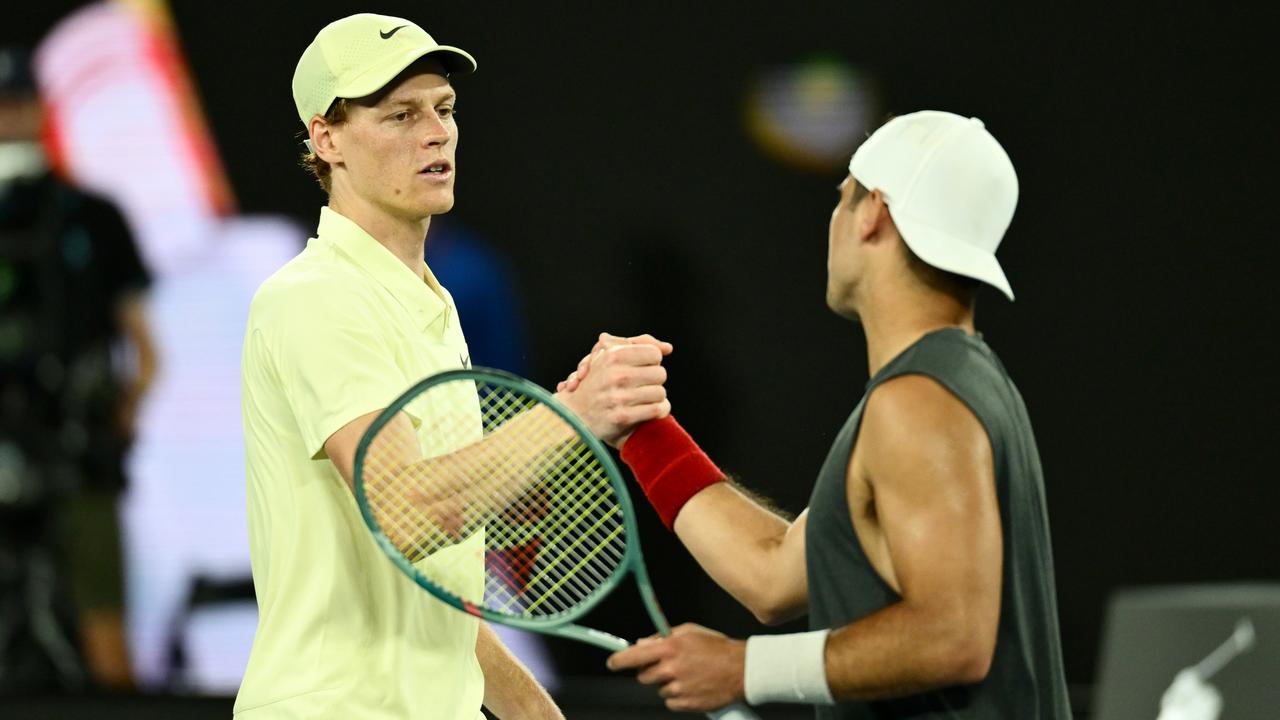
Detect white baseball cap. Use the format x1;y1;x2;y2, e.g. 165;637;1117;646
848;110;1019;300
292;13;476;126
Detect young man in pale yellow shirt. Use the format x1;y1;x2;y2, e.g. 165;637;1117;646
237;14;671;718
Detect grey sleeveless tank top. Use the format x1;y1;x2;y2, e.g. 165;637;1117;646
805;328;1070;719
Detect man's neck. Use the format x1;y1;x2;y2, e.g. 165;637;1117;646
329;193;430;277
858;286;976;377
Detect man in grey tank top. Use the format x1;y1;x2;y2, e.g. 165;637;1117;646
574;111;1072;718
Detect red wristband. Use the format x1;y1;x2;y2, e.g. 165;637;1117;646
619;415;724;530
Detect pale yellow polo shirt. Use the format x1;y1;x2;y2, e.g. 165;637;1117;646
236;207;484;719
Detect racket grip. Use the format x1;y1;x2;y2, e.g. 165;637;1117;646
705;701;760;720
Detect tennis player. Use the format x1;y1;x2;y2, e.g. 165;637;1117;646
567;112;1072;718
236;14;670;719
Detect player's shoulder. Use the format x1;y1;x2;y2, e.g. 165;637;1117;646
856;375;991;486
248;247;373;331
863;373;983;444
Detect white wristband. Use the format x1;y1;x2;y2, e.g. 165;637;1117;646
743;629;835;706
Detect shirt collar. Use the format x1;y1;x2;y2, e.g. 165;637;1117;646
315;206;450;331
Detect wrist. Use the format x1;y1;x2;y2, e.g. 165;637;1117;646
729;637;749;702
619;415;724;530
744;630;834;706
612;430;633;449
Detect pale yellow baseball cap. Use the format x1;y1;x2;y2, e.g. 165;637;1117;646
291;13;476;126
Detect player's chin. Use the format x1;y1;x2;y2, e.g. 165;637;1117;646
416;190;455;216
826;286;859;321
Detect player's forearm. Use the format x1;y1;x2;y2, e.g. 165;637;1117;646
822;600;993;701
620;416;808;623
476;623;564;720
674;484;807;625
409;404;575;504
365;406;576;553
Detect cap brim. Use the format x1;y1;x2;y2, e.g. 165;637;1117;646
336;44;476;100
893;213;1015;301
421;45;477;76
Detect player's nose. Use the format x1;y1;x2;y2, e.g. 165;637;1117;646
421;114;451;147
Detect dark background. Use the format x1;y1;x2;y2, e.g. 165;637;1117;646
7;0;1278;694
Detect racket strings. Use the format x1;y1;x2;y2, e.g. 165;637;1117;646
361;378;627;620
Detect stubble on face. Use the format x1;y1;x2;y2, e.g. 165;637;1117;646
826;176;864;320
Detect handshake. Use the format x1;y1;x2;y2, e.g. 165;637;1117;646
554;332;675;448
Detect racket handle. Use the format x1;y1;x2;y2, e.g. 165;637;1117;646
705;701;760;719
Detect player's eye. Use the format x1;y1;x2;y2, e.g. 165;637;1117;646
438;106;456;119
390;111;412;122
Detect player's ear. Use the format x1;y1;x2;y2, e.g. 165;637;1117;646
309;115;342;164
859;189;892;244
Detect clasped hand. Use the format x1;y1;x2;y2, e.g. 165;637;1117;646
555;333;674;447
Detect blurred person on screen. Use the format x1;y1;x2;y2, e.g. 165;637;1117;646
0;45;157;692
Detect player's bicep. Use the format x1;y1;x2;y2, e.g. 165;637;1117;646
863;376;1001;643
325;410;423;491
324;409;383;489
771;508;810;618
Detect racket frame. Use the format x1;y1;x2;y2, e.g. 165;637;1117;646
353;367;670;651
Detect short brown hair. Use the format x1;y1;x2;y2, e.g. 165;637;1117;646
850;179;979;301
299;98;351;193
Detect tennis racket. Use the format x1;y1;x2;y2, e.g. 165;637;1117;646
353;367;759;720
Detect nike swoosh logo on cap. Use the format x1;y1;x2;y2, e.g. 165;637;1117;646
379;25;407;39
